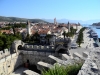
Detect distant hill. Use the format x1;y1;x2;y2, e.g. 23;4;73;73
0;16;48;23
92;22;100;26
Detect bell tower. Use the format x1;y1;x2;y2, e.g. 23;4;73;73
54;18;56;25
27;20;31;35
68;21;70;32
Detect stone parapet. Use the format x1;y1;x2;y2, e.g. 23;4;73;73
78;47;100;75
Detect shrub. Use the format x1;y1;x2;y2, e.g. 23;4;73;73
42;63;82;75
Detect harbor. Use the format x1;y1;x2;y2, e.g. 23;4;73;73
82;24;100;47
89;26;100;47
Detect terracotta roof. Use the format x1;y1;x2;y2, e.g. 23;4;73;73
31;30;37;35
14;28;21;33
38;29;50;34
51;27;62;33
1;30;12;34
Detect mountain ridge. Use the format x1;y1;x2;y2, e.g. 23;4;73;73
0;16;48;23
0;16;100;24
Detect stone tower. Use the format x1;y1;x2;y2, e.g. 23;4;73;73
27;20;31;35
68;21;70;32
54;18;56;25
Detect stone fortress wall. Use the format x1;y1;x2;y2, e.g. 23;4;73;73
20;50;59;64
0;40;62;75
0;39;100;75
78;47;100;75
0;49;22;75
0;47;100;75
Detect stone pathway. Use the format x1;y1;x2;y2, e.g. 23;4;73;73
81;29;95;49
10;67;28;75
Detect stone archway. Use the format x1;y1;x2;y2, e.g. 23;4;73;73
55;45;70;56
58;48;66;53
55;45;66;52
17;45;23;50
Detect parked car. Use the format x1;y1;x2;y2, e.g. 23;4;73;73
71;43;78;49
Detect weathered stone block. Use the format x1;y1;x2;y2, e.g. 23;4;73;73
62;54;70;60
83;51;89;58
37;61;53;70
73;52;83;59
23;70;40;75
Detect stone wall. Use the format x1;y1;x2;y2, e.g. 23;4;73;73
78;47;100;75
20;50;56;65
0;50;23;75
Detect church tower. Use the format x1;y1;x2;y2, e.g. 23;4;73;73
27;20;31;35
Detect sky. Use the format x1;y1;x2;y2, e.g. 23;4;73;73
0;0;100;21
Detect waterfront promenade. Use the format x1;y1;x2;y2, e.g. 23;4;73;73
81;28;96;49
69;28;97;57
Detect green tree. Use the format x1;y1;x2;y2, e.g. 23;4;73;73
76;27;86;47
33;32;40;42
0;32;22;50
24;34;30;42
15;32;22;40
0;40;4;50
62;31;66;39
46;34;52;44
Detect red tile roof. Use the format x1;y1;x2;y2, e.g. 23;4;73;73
1;30;12;34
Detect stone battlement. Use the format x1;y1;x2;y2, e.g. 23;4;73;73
24;45;55;50
0;49;10;59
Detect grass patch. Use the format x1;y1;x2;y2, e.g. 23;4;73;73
42;63;82;75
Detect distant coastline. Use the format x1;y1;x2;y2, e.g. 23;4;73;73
92;22;100;26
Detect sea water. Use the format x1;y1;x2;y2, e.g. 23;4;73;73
82;24;100;38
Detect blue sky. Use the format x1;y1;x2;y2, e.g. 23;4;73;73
0;0;100;21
